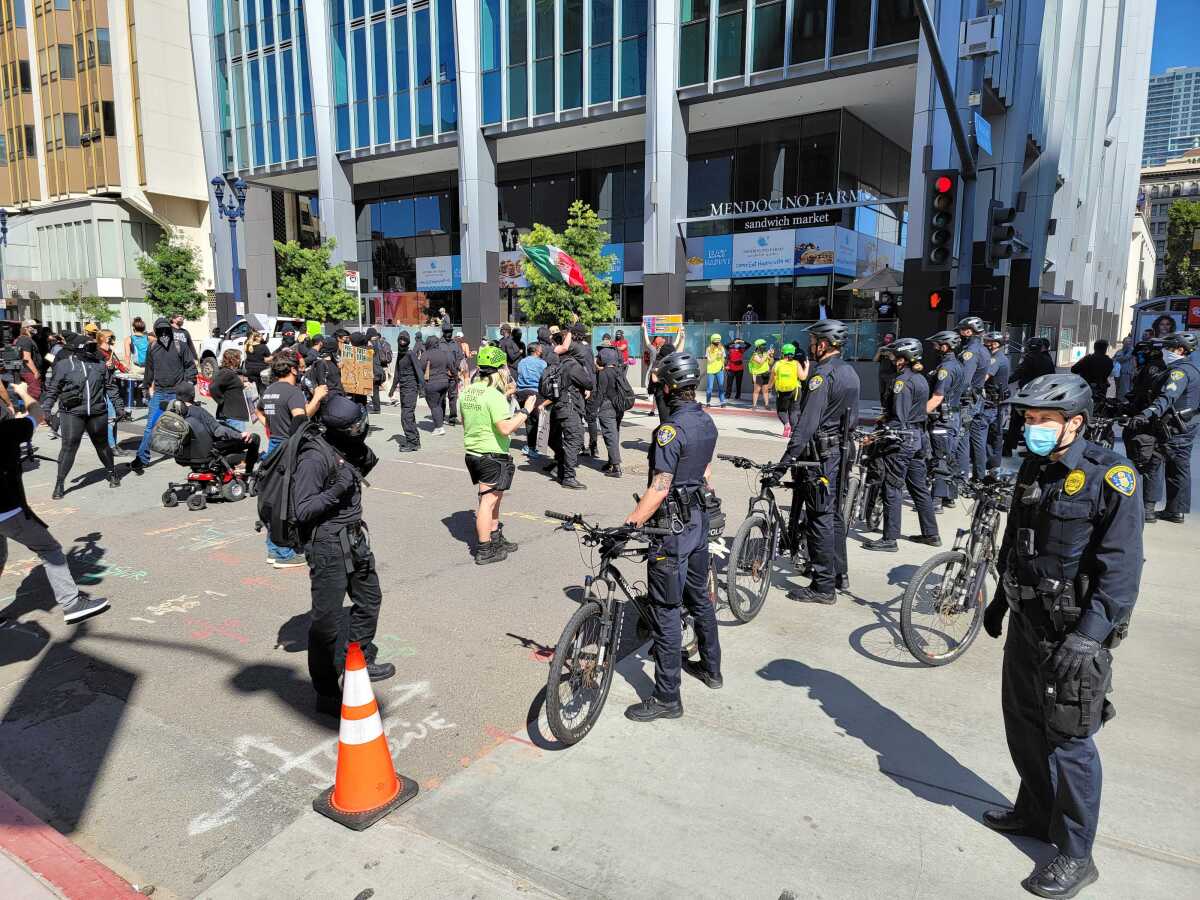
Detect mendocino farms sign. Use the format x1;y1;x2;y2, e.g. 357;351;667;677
709;189;878;217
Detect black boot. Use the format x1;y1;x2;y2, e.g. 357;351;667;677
107;470;121;489
52;480;65;500
1143;505;1158;523
624;696;683;722
475;539;508;565
1022;853;1098;899
493;523;518;553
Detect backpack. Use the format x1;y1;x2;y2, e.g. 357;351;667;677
373;338;393;368
149;407;191;457
774;360;800;393
612;368;636;414
254;420;338;553
538;360;563;402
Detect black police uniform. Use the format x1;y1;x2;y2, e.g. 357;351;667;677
780;354;860;593
879;368;938;541
957;336;992;480
1134;356;1199;517
293;435;383;701
927;355;966;501
996;438;1141;861
390;336;424;448
645;400;720;703
984;350;1011;471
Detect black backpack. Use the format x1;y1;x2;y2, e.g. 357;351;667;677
149;406;192;458
254;420;341;552
374;338;393;367
612;368;636;414
538;360;563;402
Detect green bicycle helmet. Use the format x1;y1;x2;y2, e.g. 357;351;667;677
781;343;796;356
754;338;766;347
710;333;722;343
476;344;507;371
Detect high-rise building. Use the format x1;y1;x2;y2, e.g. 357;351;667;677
1138;148;1200;291
0;0;213;335
1142;66;1200;167
189;0;1153;369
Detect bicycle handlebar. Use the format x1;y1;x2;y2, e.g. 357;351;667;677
544;511;673;538
718;454;819;471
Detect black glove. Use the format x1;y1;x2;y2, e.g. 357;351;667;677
983;595;1008;639
1051;632;1102;681
1126;414;1147;430
331;460;357;496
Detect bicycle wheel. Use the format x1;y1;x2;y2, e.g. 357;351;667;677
900;550;986;666
545;595;617;745
842;472;862;528
726;513;772;623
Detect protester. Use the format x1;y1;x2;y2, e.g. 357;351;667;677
595;348;627;477
515;342;547;459
613;329;630;365
388;331;424;451
135;318;197;472
725;337;747;401
705;334;726;406
243;330;270;392
15;321;42;400
748;339;773;410
769;344;807;437
211;349;251;430
545;327;595;489
96;330;130;456
171;382;260;478
422;334;455;435
123;317;150;387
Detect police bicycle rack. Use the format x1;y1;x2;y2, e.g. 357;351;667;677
718;454;821;623
899;474;1015;666
541;511;690;747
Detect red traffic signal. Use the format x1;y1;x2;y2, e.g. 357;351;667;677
934;175;954;194
928;290;945;310
924;170;958;272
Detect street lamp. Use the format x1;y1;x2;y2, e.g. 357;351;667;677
210;175;248;306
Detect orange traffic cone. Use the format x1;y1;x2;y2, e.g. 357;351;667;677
313;642;419;830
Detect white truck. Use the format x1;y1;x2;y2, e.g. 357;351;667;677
198;314;306;379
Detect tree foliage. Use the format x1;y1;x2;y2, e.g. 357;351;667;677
137;228;207;321
518;200;617;326
1158;200;1200;296
274;239;359;324
62;286;115;325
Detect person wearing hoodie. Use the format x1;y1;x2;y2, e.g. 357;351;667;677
41;335;122;497
134;318;197;471
388;331;424;450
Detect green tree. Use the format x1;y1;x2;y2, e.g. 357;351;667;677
1158;199;1200;295
518;200;617;326
137;228;207;321
274;239;359;323
61;285;115;326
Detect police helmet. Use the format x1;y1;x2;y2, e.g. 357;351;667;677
654;351;702;390
807;319;848;347
983;331;1006;345
1012;374;1092;420
957;316;985;335
1163;331;1198;354
321;393;370;437
927;330;963;351
476;344;507;371
889;338;923;363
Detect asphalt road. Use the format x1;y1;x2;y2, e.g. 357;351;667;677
0;399;776;898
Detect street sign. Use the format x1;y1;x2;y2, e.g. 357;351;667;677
344;269;361;293
974;112;992;156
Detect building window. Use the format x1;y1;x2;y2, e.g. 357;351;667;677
752;0;784;71
712;0;744;79
64;112;80;147
372;19;390;144
590;0;613;102
619;0;647;98
19;60;31;92
533;0;554;114
562;0;583;109
875;0;918;46
97;27;111;65
679;0;708;87
831;0;870;56
436;0;456;131
507;0;527;118
352;25;369;148
23;124;35;156
58;43;74;79
102;100;116;136
392;13;411;139
791;0;826;63
54;0;68;9
414;6;433;136
481;0;501;123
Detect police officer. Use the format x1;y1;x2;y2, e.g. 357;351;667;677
1004;337;1056;455
982;331;1012;474
955;316;992;483
293;409;395;716
863;338;939;552
623;350;721;723
1126;331;1199;523
981;373;1141;899
925;330;967;508
780;320;860;603
388;331;424;452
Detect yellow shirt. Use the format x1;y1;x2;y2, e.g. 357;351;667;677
706;345;725;374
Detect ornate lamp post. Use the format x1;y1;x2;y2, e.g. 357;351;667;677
210;176;248;305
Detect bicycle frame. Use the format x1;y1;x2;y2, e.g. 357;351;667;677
948;486;1007;605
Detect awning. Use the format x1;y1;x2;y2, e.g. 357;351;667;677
836;266;904;293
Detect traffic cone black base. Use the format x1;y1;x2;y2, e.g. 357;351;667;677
313;774;418;831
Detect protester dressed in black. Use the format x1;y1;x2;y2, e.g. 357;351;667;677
41;336;121;497
388;331;424;450
422;335;455;433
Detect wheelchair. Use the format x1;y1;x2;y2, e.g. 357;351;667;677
162;445;251;511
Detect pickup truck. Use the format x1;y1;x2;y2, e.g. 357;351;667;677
198;314;305;380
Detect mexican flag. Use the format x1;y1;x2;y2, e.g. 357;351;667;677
521;244;590;293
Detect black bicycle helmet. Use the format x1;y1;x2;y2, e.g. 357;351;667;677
654;351;702;389
957;316;985;335
807;319;849;347
1012;374;1092;420
927;330;963;351
1025;337;1051;353
983;331;1005;344
889;337;922;363
1163;331;1198;354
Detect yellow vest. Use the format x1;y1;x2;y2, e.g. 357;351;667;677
748;352;771;376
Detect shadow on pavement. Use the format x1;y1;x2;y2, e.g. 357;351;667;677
756;658;1040;865
440;509;477;548
230;663;337;731
845;565;924;669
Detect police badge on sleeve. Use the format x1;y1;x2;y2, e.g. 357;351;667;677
1104;465;1136;497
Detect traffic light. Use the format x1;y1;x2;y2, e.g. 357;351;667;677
928;289;951;310
986;202;1017;267
924;170;958;272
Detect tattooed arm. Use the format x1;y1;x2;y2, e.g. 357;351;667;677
625;471;673;527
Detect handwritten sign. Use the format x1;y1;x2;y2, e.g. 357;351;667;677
338;344;375;395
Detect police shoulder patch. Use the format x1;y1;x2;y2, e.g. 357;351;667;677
1104;465;1136;497
962;351;973;360
655;424;678;447
937;368;948;381
1063;469;1086;496
1170;369;1186;382
808;374;824;391
894;380;905;394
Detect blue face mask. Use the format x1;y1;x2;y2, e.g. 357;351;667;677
1023;423;1061;456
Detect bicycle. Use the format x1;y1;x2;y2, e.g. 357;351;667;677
541;511;696;746
1085;401;1126;450
719;454;820;623
842;426;906;532
899;474;1015;665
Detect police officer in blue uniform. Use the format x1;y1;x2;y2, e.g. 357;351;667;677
1127;330;1199;524
779;320;861;604
982;331;1012;474
863;338;940;552
981;373;1141;899
955;316;992;483
925;330;966;508
623;351;722;723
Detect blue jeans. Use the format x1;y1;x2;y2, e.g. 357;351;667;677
136;391;176;463
706;371;725;405
262;436;296;561
105;398;117;448
221;418;248;432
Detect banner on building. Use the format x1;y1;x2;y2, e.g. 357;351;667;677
416;255;461;291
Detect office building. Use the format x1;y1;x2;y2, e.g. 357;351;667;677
0;0;213;334
1138;148;1200;290
190;0;1152;359
1142;66;1200;168
1121;209;1154;339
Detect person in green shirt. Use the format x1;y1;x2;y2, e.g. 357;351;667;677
459;345;538;565
748;339;774;410
705;333;727;406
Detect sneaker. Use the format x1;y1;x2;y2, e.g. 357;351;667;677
107;472;121;489
129;457;145;475
862;539;899;552
604;466;623;478
682;658;723;690
399;442;420;452
433;427;446;436
560;479;587;490
624;697;683;722
62;594;110;624
787;586;836;605
273;556;306;569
